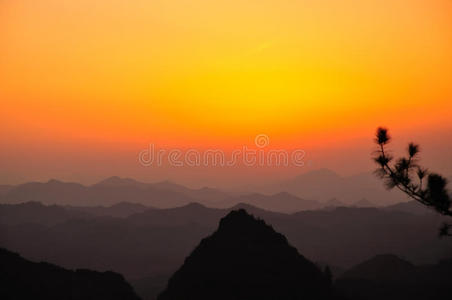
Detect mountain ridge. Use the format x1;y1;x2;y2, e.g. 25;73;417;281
0;168;412;207
158;209;338;300
0;247;140;300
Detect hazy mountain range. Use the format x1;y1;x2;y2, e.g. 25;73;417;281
1;201;450;299
1;201;449;280
234;168;411;205
0;169;419;212
1;168;449;299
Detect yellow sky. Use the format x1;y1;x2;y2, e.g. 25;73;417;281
0;0;451;184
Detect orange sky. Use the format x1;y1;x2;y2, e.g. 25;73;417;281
1;0;451;185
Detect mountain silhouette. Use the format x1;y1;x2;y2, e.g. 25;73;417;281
158;209;338;300
340;254;415;281
336;255;452;300
0;179;196;207
0;247;140;300
0;178;231;208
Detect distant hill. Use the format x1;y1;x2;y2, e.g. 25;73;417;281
383;200;433;215
95;177;231;203
218;192;321;213
0;201;149;225
127;202;225;227
336;255;452;300
352;198;375;208
237;169;408;205
0;202;90;226
158;209;337;300
0;247;140;300
1;180;88;205
94;176;150;189
65;202;149;218
94;177;231;204
322;198;346;209
340;254;415;281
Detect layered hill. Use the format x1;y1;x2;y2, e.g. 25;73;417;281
1;201;450;282
0;177;318;212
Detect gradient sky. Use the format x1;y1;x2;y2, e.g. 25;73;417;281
1;0;451;186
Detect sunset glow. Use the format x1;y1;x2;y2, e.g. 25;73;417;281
1;0;451;185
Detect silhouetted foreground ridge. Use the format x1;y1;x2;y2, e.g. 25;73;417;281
158;209;339;300
336;254;452;300
0;248;140;300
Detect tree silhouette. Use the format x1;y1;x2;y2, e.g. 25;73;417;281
372;127;451;236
